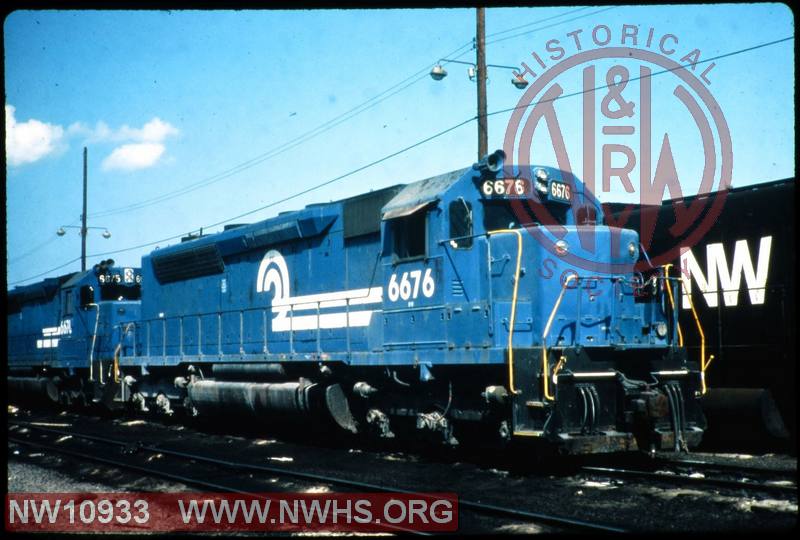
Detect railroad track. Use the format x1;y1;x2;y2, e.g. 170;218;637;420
579;461;796;496
653;456;797;479
8;421;626;534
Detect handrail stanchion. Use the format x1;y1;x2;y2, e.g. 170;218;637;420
679;274;714;395
486;229;523;395
239;311;244;354
263;309;268;354
86;304;100;382
114;323;134;384
289;304;295;355
317;301;322;355
346;298;351;356
217;312;222;356
662;264;713;395
662;264;683;346
541;274;578;401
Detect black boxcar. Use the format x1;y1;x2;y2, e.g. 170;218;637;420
608;178;795;446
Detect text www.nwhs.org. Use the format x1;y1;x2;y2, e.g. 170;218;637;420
6;493;459;532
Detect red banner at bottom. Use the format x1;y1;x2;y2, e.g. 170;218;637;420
6;492;458;532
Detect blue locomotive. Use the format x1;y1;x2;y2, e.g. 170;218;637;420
7;151;707;453
8;259;141;407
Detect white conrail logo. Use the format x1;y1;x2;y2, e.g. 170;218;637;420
256;250;382;331
679;236;772;309
37;319;72;349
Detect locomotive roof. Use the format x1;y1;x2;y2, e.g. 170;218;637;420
61;269;95;289
7;272;76;306
381;168;470;220
663;176;794;205
149;168;473;261
605;177;795;211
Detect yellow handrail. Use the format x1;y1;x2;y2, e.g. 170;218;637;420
487;229;523;395
113;344;122;384
678;274;714;395
662;264;714;395
662;264;683;346
552;355;567;385
114;323;135;384
541;273;578;400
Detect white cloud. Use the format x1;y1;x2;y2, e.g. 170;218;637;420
69;117;179;145
102;142;166;171
6;109;179;172
121;117;179;143
74;117;179;172
5;105;66;166
67;121;112;143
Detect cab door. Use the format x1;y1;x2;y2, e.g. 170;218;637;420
441;197;492;349
381;205;445;353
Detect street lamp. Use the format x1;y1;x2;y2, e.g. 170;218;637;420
511;74;529;89
56;146;114;272
429;8;532;160
56;225;112;239
429;58;524;87
56;223;112;272
430;64;447;81
430;52;528;160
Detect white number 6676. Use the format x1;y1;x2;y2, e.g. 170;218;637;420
388;268;435;302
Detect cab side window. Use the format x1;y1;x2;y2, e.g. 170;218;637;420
449;199;473;248
80;285;95;308
62;289;74;317
391;211;427;261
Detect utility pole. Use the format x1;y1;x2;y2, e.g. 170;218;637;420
81;146;87;272
57;147;111;257
476;7;488;160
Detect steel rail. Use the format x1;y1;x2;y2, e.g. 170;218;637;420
10;421;627;533
7;435;430;537
652;457;797;479
581;465;796;496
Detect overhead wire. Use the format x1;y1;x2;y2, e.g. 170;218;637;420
88;6;597;219
485;6;618;46
87;42;475;219
8;218;79;266
10;33;791;286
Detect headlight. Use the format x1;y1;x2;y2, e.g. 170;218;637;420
655;321;668;338
534;168;549;194
555;239;569;256
628;242;638;259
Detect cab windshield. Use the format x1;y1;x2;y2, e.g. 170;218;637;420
482;200;569;231
100;283;141;301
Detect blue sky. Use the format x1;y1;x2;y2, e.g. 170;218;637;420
5;5;795;286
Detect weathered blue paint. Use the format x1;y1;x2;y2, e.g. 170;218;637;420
7;265;141;369
114;163;677;370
